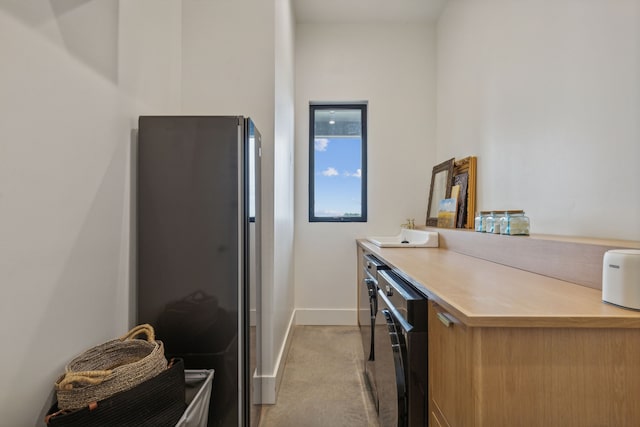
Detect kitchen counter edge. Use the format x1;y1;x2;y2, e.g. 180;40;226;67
357;239;640;328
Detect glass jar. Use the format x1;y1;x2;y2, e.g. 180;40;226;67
489;211;507;234
500;211;530;236
499;214;509;234
474;212;483;232
480;211;491;232
485;212;497;234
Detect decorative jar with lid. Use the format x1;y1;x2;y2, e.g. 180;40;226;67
487;211;507;234
474;212;483;232
500;211;530;236
476;211;492;232
485;212;498;234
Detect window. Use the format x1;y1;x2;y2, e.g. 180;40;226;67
309;102;367;222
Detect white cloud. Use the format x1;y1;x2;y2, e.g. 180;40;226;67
322;167;339;177
344;168;362;178
314;138;329;151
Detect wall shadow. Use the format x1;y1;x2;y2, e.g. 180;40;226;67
0;0;119;83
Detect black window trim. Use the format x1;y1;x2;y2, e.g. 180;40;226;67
309;102;368;223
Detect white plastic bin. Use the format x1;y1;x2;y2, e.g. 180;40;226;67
176;369;215;427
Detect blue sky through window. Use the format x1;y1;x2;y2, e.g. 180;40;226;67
313;136;362;217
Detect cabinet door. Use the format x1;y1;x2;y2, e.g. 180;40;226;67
428;302;473;427
357;247;366;329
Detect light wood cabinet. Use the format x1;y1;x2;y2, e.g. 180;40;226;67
430;408;447;427
428;302;472;427
356;246;365;328
356;237;640;427
428;301;640;426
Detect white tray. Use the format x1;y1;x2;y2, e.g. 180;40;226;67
176;369;215;427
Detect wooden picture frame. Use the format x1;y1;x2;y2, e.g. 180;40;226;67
453;156;477;229
426;158;455;227
453;173;468;228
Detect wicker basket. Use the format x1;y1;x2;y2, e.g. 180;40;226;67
55;324;167;411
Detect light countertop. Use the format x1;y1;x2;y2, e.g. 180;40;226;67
358;239;640;328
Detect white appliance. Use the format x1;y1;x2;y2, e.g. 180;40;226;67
602;249;640;310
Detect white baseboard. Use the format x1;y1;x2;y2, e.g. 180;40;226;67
295;308;357;326
259;309;296;404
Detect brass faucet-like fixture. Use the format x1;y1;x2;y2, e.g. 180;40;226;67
401;218;415;229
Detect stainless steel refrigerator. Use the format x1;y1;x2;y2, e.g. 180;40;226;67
136;116;262;427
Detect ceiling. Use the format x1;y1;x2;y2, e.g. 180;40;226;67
293;0;448;24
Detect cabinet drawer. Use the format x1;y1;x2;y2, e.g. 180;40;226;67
428;302;473;427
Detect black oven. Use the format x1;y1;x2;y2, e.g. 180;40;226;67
374;269;428;427
358;253;389;408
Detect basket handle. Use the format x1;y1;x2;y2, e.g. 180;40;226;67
56;370;113;390
120;324;155;342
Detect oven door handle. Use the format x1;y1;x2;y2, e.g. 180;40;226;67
365;278;378;314
381;309;408;425
364;278;376;297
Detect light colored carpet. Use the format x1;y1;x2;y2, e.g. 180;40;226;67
259;326;380;427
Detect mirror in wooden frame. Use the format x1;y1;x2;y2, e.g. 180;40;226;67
426;158;455;227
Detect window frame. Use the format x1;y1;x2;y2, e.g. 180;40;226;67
308;102;368;223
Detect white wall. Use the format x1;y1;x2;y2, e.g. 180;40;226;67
437;0;640;240
118;0;182;115
180;0;296;404
294;23;437;324
0;1;294;421
0;1;181;425
269;0;297;403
